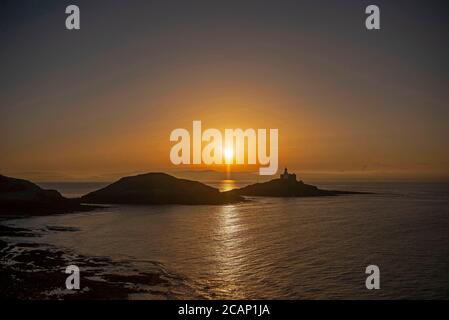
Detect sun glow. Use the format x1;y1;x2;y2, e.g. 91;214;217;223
224;147;234;164
169;121;279;175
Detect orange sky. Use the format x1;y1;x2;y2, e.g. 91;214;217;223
1;2;448;182
2;76;448;182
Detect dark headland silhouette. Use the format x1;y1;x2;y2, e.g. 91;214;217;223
81;172;243;205
224;168;368;197
0;174;97;215
1;170;368;215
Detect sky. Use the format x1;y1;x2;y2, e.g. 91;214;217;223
1;0;448;182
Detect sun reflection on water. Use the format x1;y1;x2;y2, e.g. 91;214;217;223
218;179;237;192
211;204;250;298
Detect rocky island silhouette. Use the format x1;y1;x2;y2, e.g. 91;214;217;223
1;170;367;215
225;168;368;197
81;172;243;205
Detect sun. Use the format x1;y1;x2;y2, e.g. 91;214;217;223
224;147;234;164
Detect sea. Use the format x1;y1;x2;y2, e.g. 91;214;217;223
2;181;449;299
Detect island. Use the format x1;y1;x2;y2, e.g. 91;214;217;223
0;174;98;215
81;172;243;205
224;168;368;197
1;170;367;215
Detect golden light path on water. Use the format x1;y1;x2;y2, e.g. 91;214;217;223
214;204;246;298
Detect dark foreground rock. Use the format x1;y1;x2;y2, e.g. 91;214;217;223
225;177;369;197
0;224;197;299
81;172;243;205
0;174;98;216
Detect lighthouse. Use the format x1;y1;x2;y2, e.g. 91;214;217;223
280;168;296;181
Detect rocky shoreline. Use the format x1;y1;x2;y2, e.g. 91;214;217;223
0;221;197;300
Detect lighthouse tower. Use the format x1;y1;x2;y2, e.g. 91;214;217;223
280;168;296;181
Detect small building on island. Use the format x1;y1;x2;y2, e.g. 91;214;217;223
280;168;296;181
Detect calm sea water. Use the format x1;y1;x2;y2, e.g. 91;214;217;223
3;181;449;299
